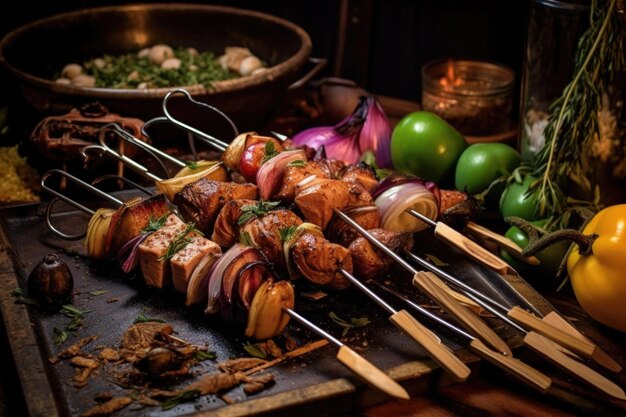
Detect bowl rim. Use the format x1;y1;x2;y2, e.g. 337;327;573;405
0;3;313;99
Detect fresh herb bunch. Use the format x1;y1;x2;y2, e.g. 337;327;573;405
524;0;625;223
80;47;234;89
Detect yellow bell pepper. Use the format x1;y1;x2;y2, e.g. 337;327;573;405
567;204;626;333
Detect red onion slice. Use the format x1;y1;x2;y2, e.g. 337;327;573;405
117;232;152;273
256;149;307;200
375;182;438;233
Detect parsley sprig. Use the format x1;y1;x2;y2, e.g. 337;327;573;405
261;141;280;164
279;226;298;242
329;312;370;337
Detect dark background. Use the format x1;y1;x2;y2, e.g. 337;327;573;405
0;0;528;103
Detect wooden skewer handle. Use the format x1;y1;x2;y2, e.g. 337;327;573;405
469;338;552;393
507;306;595;358
542;311;622;373
390;309;471;382
434;222;511;275
465;222;540;266
523;332;626;400
414;271;512;357
336;345;410;400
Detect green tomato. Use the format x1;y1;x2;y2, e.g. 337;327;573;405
500;221;569;280
391;111;467;185
499;175;540;221
454;143;521;195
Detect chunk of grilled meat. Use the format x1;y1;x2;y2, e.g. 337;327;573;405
326;206;381;247
290;233;353;289
174;178;258;234
275;161;330;202
240;209;302;270
170;236;222;294
105;194;169;256
319;159;346;179
211;199;258;247
295;177;350;229
348;229;414;279
339;163;379;193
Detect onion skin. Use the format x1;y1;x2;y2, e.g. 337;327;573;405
375;182;438;233
117;233;152;273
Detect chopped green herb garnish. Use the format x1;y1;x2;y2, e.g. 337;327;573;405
279;226;298;242
134;313;166;324
158;223;202;261
53;327;68;346
88;290;109;296
239;231;254;247
329;312;370;337
160;389;201;410
141;213;170;234
287;159;307;168
60;304;93;332
10;288;39;306
243;342;267;359
237;200;281;226
195;350;217;361
185;161;199;170
261;141;280;164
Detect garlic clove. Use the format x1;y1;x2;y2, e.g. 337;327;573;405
92;58;106;69
71;74;96;88
148;44;174;65
61;63;83;79
239;56;262;77
138;47;150;58
161;58;181;70
55;78;71;85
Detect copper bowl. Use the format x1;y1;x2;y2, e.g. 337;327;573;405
0;4;318;132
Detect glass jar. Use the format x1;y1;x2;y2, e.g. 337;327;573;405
519;0;590;161
421;59;515;136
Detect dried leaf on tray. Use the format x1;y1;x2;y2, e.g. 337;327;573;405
81;396;133;417
188;371;245;395
50;335;97;363
71;356;100;369
243;373;275;395
219;357;267;373
99;348;120;362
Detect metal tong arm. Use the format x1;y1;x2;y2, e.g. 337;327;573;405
162;89;238;152
41;169;123;240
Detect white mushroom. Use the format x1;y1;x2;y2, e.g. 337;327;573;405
161;58;181;70
186;47;199;56
61;63;83;79
137;82;148;89
55;78;71;85
138;48;150;58
127;70;139;81
239;56;263;76
71;74;96;88
93;58;106;69
149;44;174;65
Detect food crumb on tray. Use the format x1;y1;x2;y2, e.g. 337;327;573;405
0;145;40;203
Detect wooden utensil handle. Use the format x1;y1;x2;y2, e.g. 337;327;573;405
465;222;540;266
414;271;512;357
434;222;510;274
523;332;626;400
469;338;552;393
336;346;410;400
390;310;471;382
508;306;595;357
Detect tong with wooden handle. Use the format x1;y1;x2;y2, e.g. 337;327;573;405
464;221;540;265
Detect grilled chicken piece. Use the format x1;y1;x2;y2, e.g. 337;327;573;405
320;159;346;179
339;163;379;193
346;182;375;207
240;209;302;270
212;199;258;247
295;177;350;229
138;214;187;288
170;236;222;294
105;194;169;256
348;229;414;279
326;206;381;246
275;161;330;202
174;178;258;234
290;233;353;289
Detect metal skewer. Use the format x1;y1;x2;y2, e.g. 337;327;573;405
339;269;471;382
283;307;410;400
372;281;626;400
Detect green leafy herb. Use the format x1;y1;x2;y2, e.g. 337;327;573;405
60;304;93;333
158;223;202;261
237;200;281;226
329;312;370;337
239;231;254;247
53;327;68;346
160;389;201;411
195;350;217;361
261;141;279;164
243;342;267;359
88;290;109;296
287;159;307;168
141;213;170;234
185;161;199;170
10;288;39;306
279;226;298;242
134;313;165;324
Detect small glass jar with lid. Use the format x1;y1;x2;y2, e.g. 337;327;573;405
421;59;515;137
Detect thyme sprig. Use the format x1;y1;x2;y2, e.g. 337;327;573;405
329;312;370;337
237;200;281;225
158;223;202;261
529;0;624;221
261;141;280;164
141;213;170;234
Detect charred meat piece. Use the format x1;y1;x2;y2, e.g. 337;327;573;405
339;163;379;193
439;190;481;230
240;209;302;270
319;159;346;179
170;236;222;294
348;229;414;279
138;214;187;288
211;199;257;247
346;182;375;207
275;161;330;202
291;233;353;289
174;178;258;234
295;177;350;229
326;205;381;246
105;194;169;256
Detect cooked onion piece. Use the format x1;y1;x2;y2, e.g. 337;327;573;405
375;182;438;233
